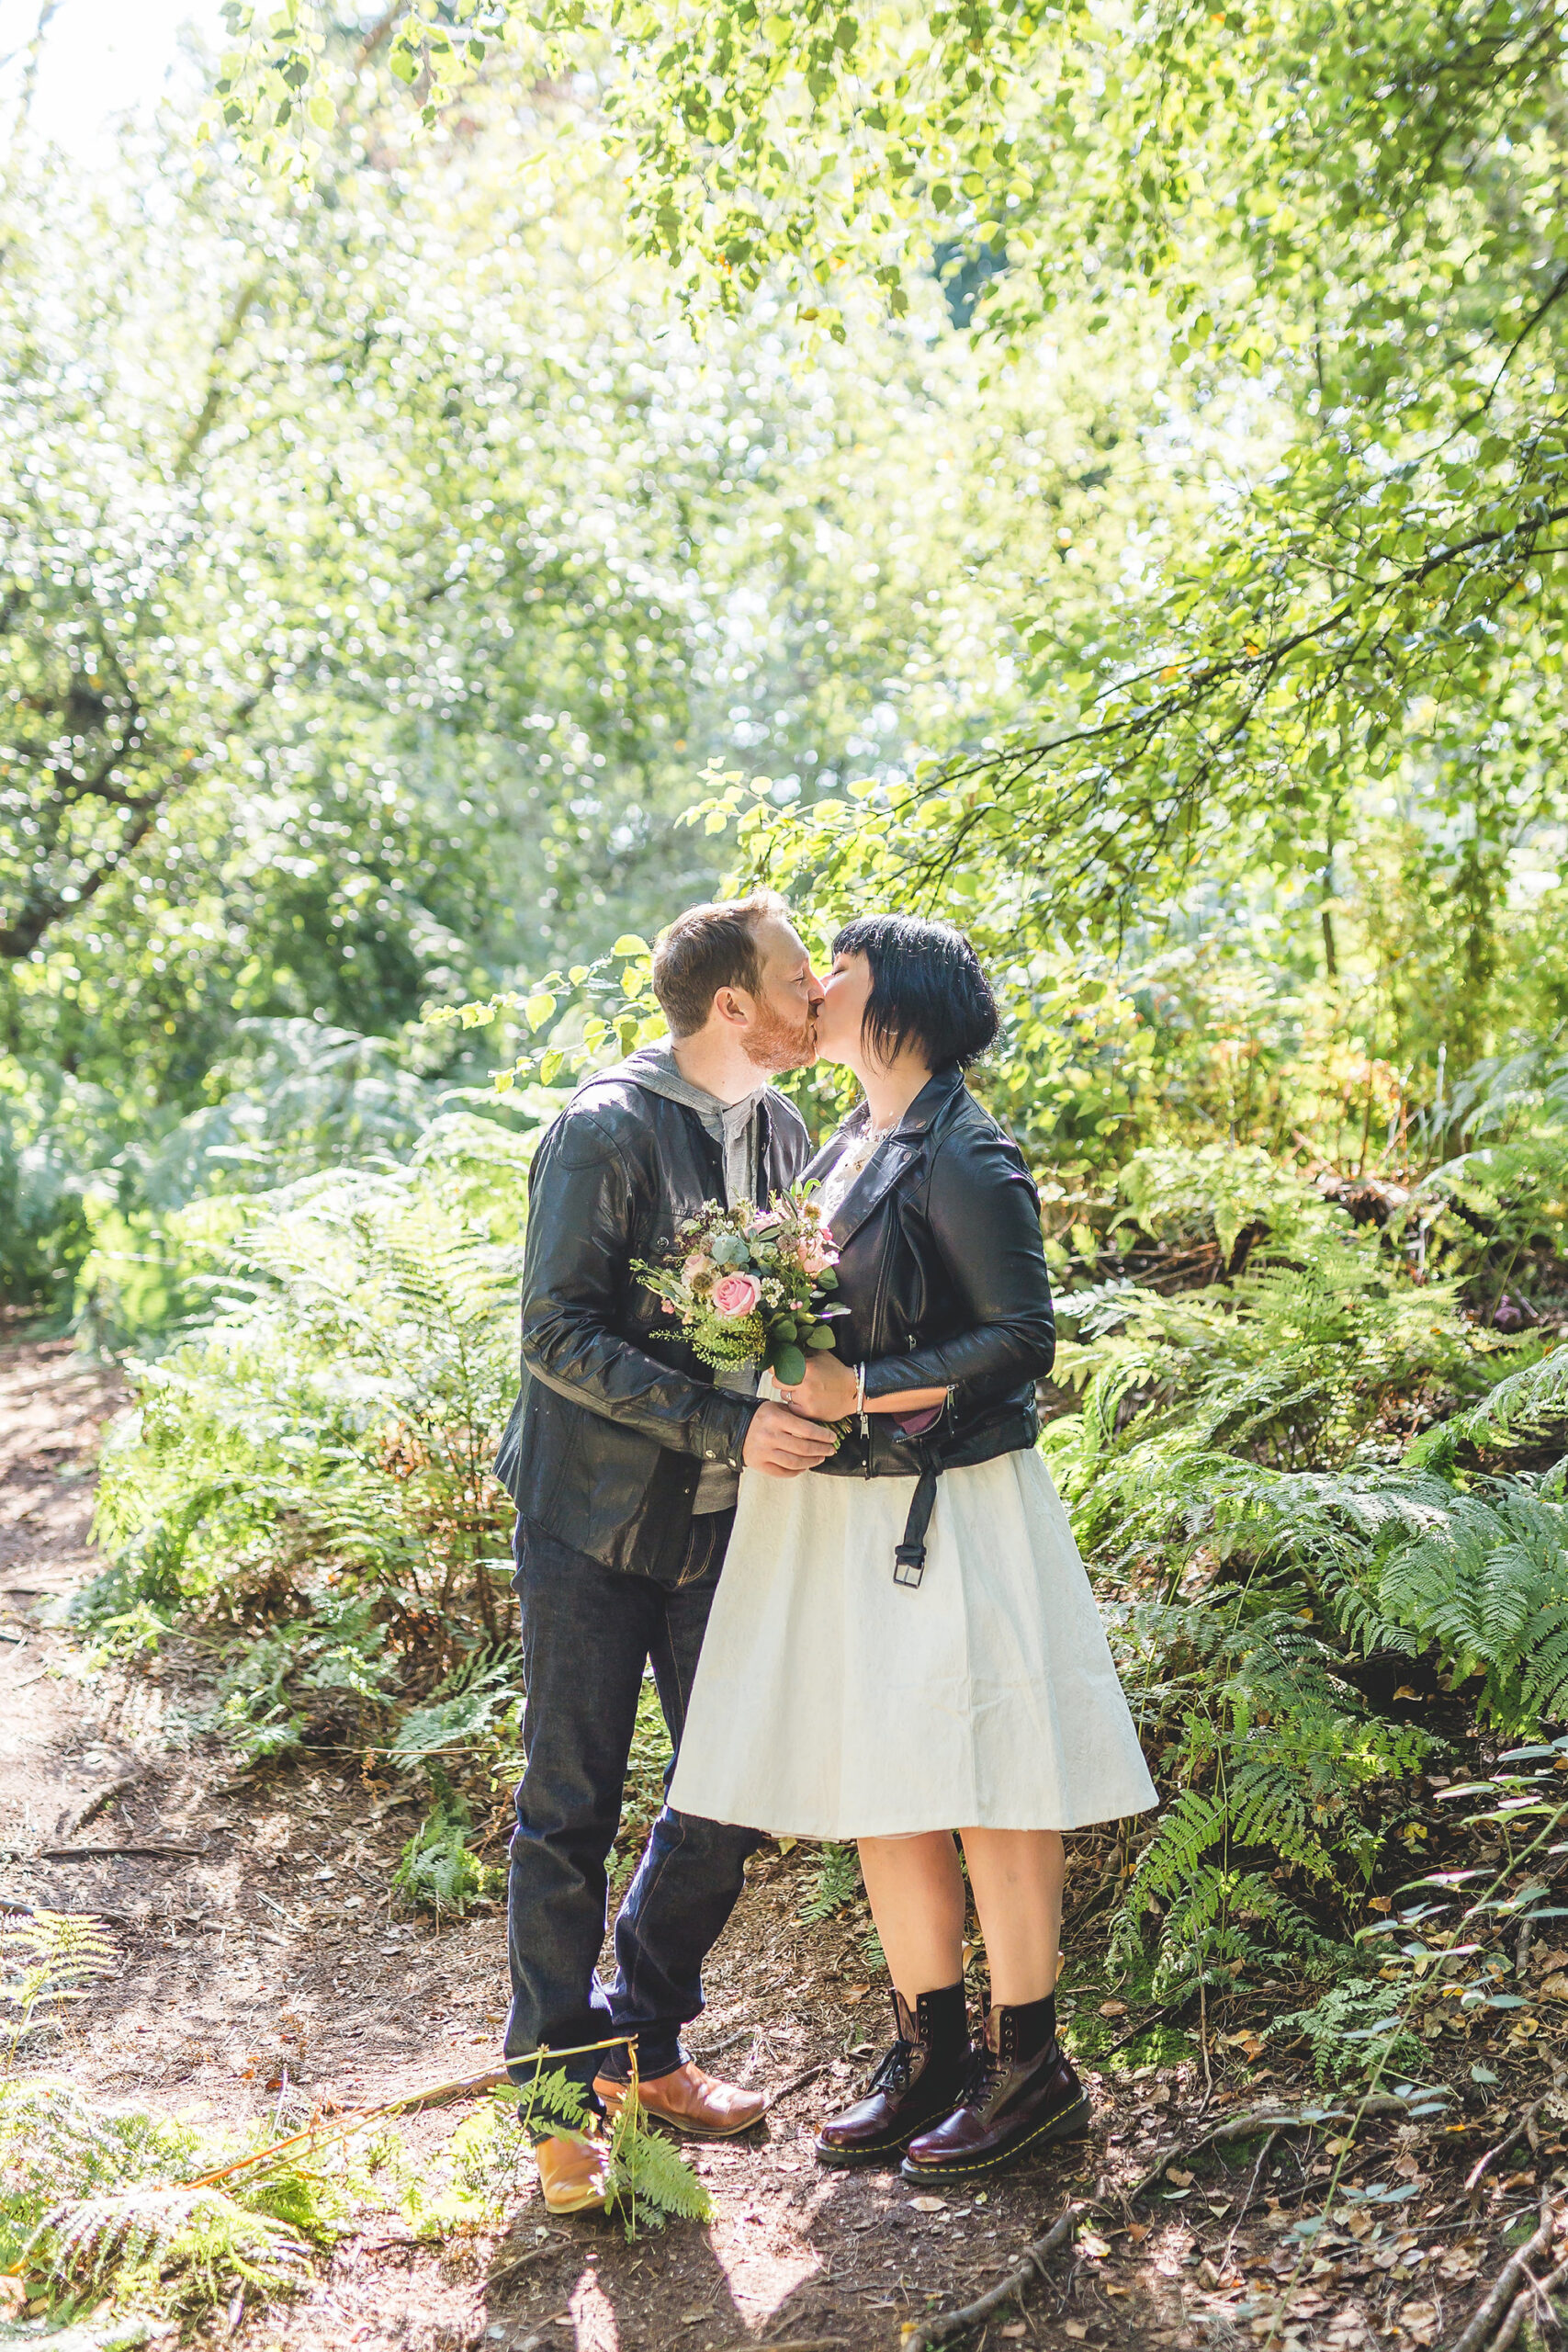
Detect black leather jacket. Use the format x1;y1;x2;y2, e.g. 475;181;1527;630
807;1067;1055;1573
494;1073;810;1578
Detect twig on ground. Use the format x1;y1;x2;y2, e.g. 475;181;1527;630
39;1843;206;1860
473;2235;572;2296
1485;2244;1568;2352
1445;2197;1561;2352
1097;2001;1183;2060
1466;2103;1545;2198
1125;2095;1417;2204
769;2062;828;2106
898;2189;1093;2349
56;1778;137;1842
1223;2126;1281;2270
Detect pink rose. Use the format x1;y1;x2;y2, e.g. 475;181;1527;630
795;1231;834;1276
682;1252;716;1284
710;1272;761;1318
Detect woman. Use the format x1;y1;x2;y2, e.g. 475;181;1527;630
669;914;1156;2182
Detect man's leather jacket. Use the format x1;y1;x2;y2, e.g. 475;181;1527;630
494;1071;809;1577
807;1064;1055;1482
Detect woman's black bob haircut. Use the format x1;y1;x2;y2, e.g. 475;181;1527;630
830;913;998;1071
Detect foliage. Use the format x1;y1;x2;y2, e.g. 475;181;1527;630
1109;1606;1431;1999
392;1791;499;1918
1;1910;117;2068
219;3;1568;1048
91;1114;531;1655
1375;1476;1568;1731
491;2065;713;2234
0;2075;339;2317
799;1844;863;1923
1269;1979;1425;2088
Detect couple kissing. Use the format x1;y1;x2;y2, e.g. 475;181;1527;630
492;894;1156;2215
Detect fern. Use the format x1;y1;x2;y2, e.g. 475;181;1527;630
1;1909;117;2064
0;2082;340;2313
1375;1476;1568;1729
1270;1979;1423;2086
392;1792;499;1917
606;2098;714;2233
488;2065;712;2234
1419;1344;1568;1461
1111;1610;1431;1996
799;1844;862;1922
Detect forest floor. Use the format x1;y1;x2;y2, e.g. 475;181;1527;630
2;1330;1562;2352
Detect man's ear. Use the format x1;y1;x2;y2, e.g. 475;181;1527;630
712;986;751;1029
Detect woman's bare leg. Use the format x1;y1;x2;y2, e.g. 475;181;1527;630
958;1828;1065;2007
856;1832;966;1998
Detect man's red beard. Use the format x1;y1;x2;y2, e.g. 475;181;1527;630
742;1004;818;1073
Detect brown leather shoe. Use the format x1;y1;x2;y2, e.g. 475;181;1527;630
593;2060;765;2139
535;2126;615;2215
901;1996;1089;2184
815;1984;970;2166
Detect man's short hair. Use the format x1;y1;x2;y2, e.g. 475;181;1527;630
651;891;788;1040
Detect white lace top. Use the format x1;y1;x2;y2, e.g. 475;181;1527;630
817;1118;901;1237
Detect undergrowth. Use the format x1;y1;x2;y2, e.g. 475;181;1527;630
83;1085;1568;2032
0;1919;709;2320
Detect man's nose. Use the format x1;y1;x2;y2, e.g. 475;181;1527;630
806;966;827;1009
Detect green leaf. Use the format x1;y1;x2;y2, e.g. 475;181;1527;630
806;1325;837;1349
612;934;649;956
524;991;557;1031
773;1343;807;1386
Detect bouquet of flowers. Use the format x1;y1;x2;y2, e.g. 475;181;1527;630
634;1185;847;1387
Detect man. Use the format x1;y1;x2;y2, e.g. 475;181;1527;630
493;891;836;2214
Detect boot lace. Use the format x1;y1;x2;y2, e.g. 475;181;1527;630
866;2035;916;2097
955;2038;1004;2109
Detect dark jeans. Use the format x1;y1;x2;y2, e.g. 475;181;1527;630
504;1507;761;2104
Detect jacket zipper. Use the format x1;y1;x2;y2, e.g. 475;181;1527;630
862;1221;899;1475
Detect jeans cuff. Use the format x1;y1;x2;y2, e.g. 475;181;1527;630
599;2034;687;2085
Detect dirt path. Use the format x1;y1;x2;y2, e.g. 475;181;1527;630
0;1335;1537;2352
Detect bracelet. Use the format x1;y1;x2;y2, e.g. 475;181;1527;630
854;1362;867;1416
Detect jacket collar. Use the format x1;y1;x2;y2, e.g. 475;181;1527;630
808;1065;966;1249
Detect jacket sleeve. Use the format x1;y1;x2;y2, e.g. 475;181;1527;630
862;1125;1055;1403
519;1111;759;1467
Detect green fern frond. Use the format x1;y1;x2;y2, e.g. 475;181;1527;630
799;1844;861;1921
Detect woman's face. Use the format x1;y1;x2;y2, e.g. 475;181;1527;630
812;948;874;1067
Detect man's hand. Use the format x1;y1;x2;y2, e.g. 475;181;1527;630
775;1353;858;1421
742;1401;839;1476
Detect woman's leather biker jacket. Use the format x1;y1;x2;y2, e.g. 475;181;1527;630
807;1066;1055;1577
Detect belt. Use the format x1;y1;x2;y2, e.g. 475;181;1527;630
893;1442;942;1589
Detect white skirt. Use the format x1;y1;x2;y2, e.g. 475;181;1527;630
669;1445;1158;1840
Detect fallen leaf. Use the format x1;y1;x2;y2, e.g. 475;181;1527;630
1064;2327;1088;2343
1099;1998;1128;2018
908;2195;946;2212
1370;1895;1393;1913
1080;2231;1111;2258
1540;1973;1568;2000
1000;2330;1027;2342
1126;2222;1149;2244
1399;2301;1438;2346
842;1984;871;2004
1168;2166;1195;2187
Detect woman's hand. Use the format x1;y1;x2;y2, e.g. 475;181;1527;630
776;1352;859;1421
